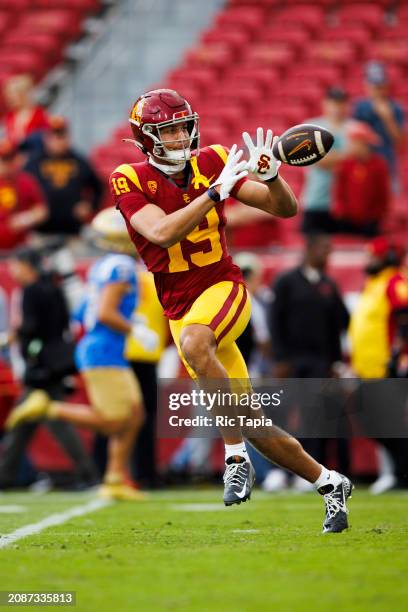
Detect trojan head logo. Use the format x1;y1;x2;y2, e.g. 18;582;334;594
147;180;157;194
288;138;312;157
131;98;147;125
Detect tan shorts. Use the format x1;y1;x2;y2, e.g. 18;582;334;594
82;367;142;420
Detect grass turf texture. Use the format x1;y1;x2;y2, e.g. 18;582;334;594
0;489;407;611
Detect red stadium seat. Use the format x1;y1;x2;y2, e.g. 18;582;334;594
34;0;100;14
18;10;82;41
200;126;232;148
0;11;9;34
322;25;373;48
396;5;408;22
215;6;266;32
200;28;251;55
335;4;385;30
307;41;358;66
200;106;243;132
393;83;408;103
167;67;216;92
381;24;408;40
184;44;233;70
0;0;31;8
0;48;47;80
259;27;311;48
289;64;342;87
344;80;365;98
277;81;325;110
271;5;326;31
227;67;280;91
207;86;263;110
366;40;408;66
244;43;296;69
3;32;64;65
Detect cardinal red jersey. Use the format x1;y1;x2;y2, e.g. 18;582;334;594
111;145;247;319
0;171;44;250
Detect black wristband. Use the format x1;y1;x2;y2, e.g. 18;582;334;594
264;172;279;183
207;186;221;202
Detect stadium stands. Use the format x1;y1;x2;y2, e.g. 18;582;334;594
0;0;102;115
0;0;405;242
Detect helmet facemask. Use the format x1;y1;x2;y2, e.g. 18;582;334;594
138;113;200;165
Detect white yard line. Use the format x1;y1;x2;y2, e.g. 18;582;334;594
0;499;111;549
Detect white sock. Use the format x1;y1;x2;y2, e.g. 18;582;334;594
225;442;248;463
314;466;342;491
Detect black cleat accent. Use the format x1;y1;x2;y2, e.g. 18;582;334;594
319;473;354;534
223;457;255;506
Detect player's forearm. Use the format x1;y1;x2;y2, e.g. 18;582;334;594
266;176;298;218
150;191;215;247
98;308;131;335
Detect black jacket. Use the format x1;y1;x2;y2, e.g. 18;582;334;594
269;267;349;365
25;149;103;235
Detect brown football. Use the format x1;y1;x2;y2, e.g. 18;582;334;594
272;123;334;166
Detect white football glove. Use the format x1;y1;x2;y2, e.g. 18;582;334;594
242;127;281;182
131;315;159;352
210;144;248;200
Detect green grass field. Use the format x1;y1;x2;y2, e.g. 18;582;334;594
0;488;407;611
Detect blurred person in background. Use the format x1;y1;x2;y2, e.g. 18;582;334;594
353;61;405;188
264;234;350;492
333;121;390;237
234;252;271;377
301;87;350;235
349;237;408;493
5;209;151;500
0;140;48;251
125;268;166;489
1;247;98;490
24;116;103;243
3;74;49;153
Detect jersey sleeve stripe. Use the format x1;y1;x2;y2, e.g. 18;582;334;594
115;164;143;192
209;144;228;164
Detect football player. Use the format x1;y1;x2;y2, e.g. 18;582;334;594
7;208;156;501
112;89;353;532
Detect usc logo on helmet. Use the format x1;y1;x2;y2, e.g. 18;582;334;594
257;154;271;174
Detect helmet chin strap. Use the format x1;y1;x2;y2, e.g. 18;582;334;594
148;155;186;175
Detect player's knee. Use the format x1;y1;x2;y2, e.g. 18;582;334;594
180;328;215;375
101;417;128;435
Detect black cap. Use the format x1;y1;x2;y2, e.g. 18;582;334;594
325;86;348;102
